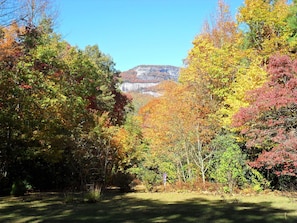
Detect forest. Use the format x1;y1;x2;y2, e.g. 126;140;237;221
1;0;297;196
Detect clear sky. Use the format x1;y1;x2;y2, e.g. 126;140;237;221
57;0;244;72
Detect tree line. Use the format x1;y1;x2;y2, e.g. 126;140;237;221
137;0;297;192
1;0;297;195
0;0;138;195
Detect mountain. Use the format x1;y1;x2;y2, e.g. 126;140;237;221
119;65;180;96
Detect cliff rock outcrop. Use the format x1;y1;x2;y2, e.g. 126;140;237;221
119;65;180;96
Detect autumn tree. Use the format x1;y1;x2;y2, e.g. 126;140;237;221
0;14;132;193
233;55;297;188
111;114;151;190
180;0;279;129
180;0;239;101
218;51;268;127
237;0;290;57
218;0;297;131
139;82;188;183
0;22;35;188
179;0;251;128
139;81;219;185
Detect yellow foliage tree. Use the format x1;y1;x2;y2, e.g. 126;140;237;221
237;0;290;57
179;0;249;127
218;51;268;127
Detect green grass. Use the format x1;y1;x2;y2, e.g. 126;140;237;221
0;191;296;222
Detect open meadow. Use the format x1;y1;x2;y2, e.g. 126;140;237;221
1;191;297;223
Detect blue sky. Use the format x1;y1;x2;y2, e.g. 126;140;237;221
57;0;244;72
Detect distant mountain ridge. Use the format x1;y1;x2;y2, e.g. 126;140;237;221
119;65;180;95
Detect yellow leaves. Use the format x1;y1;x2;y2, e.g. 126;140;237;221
238;0;290;56
238;0;288;26
180;36;215;83
140;82;178;150
180;1;242;104
112;128;127;148
110;115;144;170
273;0;290;25
238;0;270;24
180;0;297;131
180;34;241;103
218;54;268;127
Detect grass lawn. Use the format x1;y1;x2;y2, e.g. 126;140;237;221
0;191;297;223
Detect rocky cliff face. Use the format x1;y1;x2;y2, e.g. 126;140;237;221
119;65;180;96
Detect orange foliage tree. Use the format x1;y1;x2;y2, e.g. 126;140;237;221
139;81;219;184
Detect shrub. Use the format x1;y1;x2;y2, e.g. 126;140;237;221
10;180;26;196
63;193;75;204
84;187;101;203
210;134;247;193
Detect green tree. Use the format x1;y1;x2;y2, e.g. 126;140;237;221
0;16;132;192
286;0;297;52
210;134;247;193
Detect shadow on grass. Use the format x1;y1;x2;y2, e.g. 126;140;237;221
0;191;295;223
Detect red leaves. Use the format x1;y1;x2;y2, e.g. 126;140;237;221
112;91;132;125
249;137;297;176
267;55;295;85
19;83;32;89
233;55;297;127
233;55;297;176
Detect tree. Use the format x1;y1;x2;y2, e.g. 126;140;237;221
180;0;240;102
0;22;38;187
179;0;251;128
0;0;57;27
19;0;57;26
139;82;190;182
83;45;132;125
286;0;297;52
210;134;247;193
112;115;144;171
139;81;218;183
0;16;132;192
218;51;268;127
189;126;217;185
233;55;297;180
237;0;290;56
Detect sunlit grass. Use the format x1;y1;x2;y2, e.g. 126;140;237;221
0;191;296;222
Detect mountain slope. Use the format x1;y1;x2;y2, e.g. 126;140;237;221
119;65;180;96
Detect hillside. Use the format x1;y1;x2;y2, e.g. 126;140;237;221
119;65;180;96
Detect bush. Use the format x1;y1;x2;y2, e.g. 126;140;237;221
111;172;134;192
84;187;101;203
247;167;270;193
128;166;160;192
210;134;247;193
63;193;75;204
10;180;27;196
